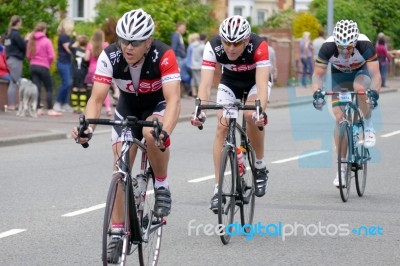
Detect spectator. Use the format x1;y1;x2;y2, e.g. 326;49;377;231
190;33;206;98
4;15;26;111
84;29;112;116
0;34;11;81
300;31;313;87
70;35;89;113
376;37;391;87
182;33;199;97
26;22;61;116
313;29;325;60
170;22;186;65
54;18;75;113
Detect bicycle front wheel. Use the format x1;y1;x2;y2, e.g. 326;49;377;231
138;169;163;266
102;173;130;266
338;123;352;202
354;120;368;197
218;146;236;245
239;145;255;232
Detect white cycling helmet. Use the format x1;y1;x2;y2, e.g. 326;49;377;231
333;19;359;46
116;9;154;41
219;15;251;43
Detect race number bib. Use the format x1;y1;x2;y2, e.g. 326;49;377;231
338;92;352;103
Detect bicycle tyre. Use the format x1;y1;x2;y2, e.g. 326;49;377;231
239;145;255;232
338;122;352;202
102;173;130;266
218;146;236;245
138;170;163;266
354;119;368;197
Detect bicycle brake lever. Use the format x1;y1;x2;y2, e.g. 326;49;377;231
255;99;264;131
194;97;203;130
77;114;89;148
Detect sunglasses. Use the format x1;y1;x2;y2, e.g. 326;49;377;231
337;45;354;51
222;40;244;47
119;38;145;47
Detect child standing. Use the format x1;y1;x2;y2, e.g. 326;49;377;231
70;35;89;113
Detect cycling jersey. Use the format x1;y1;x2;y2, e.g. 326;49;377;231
93;39;180;142
316;34;377;73
202;33;270;93
94;40;181;110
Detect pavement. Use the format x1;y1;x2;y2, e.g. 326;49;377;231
1;77;398;147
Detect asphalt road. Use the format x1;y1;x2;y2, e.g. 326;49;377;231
0;88;399;266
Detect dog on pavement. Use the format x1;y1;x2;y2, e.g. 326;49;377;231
16;78;39;117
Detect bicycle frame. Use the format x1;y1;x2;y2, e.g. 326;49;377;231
77;115;165;265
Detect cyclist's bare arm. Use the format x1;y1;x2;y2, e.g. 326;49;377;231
255;66;269;109
197;68;215;101
366;60;381;93
85;81;112;131
161;80;181;135
312;62;328;92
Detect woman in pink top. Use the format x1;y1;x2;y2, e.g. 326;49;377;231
84;29;112;116
26;22;61;116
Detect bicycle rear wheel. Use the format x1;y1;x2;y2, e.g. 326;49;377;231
354;120;368;197
218;146;236;245
138;169;163;266
102;173;131;266
239;145;255;232
338;123;352;202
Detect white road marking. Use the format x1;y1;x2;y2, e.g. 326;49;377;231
271;150;329;164
381;130;400;138
188;174;215;183
62;203;106;217
0;229;26;239
62;190;154;217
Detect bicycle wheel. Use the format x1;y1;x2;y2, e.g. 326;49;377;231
102;173;131;266
354;120;368;197
218;146;236;245
338;123;352;202
239;145;255;232
138;169;163;266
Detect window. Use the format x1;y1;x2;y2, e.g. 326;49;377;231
257;11;265;26
73;0;84;18
233;6;243;16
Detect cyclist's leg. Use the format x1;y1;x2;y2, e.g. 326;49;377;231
245;86;268;197
143;101;172;218
354;70;376;148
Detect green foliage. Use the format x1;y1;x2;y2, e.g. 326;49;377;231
292;12;322;39
0;0;67;37
309;0;400;48
94;0;217;45
264;9;296;29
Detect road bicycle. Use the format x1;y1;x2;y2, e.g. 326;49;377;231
77;114;165;265
194;95;264;244
317;88;372;202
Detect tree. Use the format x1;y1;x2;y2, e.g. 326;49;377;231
0;0;67;37
94;0;217;45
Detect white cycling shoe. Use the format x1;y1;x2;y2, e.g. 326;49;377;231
333;167;347;188
363;129;376;148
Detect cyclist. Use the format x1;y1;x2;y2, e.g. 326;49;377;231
190;15;270;213
311;19;380;187
72;8;181;260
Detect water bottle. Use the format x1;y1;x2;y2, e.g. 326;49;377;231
133;174;147;206
236;146;247;176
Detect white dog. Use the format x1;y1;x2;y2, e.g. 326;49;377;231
16;78;39;117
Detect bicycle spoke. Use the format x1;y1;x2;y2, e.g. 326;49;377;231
338;123;351;202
